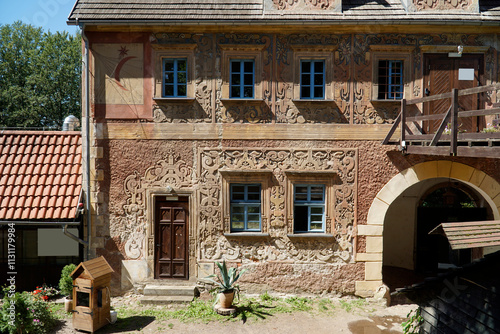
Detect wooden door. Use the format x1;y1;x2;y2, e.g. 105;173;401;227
155;197;189;279
423;54;483;133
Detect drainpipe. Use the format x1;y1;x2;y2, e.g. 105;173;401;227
79;22;92;260
63;190;88;246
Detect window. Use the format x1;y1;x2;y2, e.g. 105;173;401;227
300;60;325;99
294;184;325;232
291;46;336;101
378;60;403;100
370;47;412;101
220;170;271;235
220;44;264;101
230;183;261;231
152;44;196;100
230;60;255;99
162;58;187;97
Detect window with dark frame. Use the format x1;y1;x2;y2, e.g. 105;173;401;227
378;60;403;100
230;183;261;231
230;60;255;98
300;60;325;99
294;184;325;232
162;58;187;97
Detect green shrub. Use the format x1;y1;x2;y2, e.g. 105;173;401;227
0;288;56;334
59;263;76;297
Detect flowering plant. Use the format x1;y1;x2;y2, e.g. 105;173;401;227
481;122;500;133
0;287;56;334
32;284;59;301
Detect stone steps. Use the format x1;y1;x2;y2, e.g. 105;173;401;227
140;283;197;305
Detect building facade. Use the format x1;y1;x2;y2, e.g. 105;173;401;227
68;0;500;296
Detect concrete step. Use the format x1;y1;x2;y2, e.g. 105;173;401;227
143;285;196;296
140;295;194;305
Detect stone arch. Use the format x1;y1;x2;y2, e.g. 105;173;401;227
355;160;500;297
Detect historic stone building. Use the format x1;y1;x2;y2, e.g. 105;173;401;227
68;0;500;297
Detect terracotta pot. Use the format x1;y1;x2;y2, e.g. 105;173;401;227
64;297;73;313
218;290;235;308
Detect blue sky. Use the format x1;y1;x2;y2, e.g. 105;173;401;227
0;0;79;34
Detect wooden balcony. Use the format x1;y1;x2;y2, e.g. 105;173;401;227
383;83;500;158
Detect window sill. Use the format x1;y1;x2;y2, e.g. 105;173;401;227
370;99;402;103
220;98;265;104
287;233;334;239
153;97;196;103
292;99;336;104
224;232;270;238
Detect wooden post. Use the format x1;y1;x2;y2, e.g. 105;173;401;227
451;88;458;156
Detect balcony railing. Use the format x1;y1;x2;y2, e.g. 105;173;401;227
382;83;500;158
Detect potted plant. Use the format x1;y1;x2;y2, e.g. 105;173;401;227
205;260;247;308
59;263;76;312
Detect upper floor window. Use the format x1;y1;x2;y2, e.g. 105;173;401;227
377;60;403;100
230;183;261;231
294;184;325;233
300;60;325;99
163;58;187;98
230;60;255;99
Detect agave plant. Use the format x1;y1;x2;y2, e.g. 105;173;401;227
205;260;247;294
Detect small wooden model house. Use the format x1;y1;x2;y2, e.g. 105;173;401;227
71;256;114;333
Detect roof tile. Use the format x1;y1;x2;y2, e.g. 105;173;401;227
0;131;82;221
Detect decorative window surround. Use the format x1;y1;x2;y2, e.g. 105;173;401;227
220;44;265;101
370;45;412;102
292;45;336;102
220;169;273;234
152;44;196;101
284;170;339;235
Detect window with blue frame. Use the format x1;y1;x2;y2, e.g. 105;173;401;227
162;58;187;97
230;184;261;231
293;184;325;232
300;60;325;99
230;60;254;98
378;60;403;100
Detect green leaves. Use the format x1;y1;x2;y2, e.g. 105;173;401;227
0;21;81;129
205;260;247;293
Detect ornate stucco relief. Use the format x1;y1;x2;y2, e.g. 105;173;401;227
151;33;214;123
199;148;357;264
413;0;476;11
109;152;193;260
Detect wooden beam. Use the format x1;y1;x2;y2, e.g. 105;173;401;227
451;89;458;156
430;106;452;146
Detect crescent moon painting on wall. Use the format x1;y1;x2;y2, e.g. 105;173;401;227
92;43;144;105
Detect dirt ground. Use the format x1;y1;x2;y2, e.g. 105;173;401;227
52;294;417;334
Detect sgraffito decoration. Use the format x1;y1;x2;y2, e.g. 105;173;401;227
272;0;338;10
152;33;214;123
109;152;193;260
413;0;476;11
198;148;357;264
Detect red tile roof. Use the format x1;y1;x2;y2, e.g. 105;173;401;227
0;131;82;221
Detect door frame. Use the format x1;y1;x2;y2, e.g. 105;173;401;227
154;196;189;279
145;191;194;281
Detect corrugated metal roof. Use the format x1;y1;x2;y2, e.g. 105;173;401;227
67;0;500;24
0;131;82;221
430;220;500;250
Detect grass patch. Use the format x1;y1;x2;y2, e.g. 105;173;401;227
111;293;375;326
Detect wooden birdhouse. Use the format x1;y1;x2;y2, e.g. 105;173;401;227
70;256;114;333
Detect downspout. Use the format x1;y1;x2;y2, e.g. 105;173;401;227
79;21;92;260
63;189;88;246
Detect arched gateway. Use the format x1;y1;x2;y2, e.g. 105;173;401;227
355;161;500;297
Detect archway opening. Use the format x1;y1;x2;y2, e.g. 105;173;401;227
416;182;485;276
382;178;492;291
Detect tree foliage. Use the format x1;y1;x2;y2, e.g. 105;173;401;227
0;21;81;129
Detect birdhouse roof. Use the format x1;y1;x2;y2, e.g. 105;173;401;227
70;256;114;280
